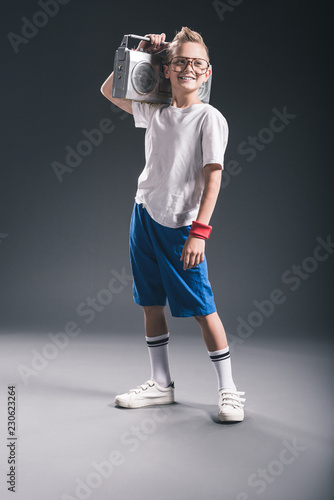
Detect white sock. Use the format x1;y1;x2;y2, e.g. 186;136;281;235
145;332;171;388
208;346;236;392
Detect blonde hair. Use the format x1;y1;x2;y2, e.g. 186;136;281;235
164;27;209;63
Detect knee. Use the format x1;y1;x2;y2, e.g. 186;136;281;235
194;314;208;324
143;305;165;316
194;311;217;324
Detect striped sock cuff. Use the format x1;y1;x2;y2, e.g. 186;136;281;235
208;346;230;362
145;332;170;348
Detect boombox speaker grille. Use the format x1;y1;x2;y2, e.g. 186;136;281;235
131;62;157;95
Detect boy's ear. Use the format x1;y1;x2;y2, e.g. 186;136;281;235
163;64;170;79
203;67;212;82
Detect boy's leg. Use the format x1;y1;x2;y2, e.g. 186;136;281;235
195;311;245;422
143;305;172;388
194;310;227;352
194;311;235;391
143;305;168;337
114;305;174;408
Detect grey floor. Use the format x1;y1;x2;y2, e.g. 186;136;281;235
0;330;333;500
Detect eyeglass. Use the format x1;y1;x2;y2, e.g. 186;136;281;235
168;56;209;75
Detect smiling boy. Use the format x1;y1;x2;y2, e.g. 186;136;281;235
100;27;245;422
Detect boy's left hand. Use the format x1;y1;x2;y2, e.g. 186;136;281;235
180;235;205;270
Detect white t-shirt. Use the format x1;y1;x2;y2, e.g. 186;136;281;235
132;101;229;228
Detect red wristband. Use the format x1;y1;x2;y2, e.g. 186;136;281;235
189;220;212;240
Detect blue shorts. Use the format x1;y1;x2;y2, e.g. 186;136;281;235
129;201;217;317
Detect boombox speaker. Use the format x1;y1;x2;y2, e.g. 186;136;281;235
112;34;212;104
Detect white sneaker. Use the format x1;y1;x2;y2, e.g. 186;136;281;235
114;379;175;408
218;390;246;422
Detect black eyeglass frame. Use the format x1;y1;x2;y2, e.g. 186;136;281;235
167;56;210;75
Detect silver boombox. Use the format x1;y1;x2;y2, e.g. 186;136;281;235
112;34;212;104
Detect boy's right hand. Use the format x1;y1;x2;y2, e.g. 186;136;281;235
136;33;169;54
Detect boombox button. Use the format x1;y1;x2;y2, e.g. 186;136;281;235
118;65;123;71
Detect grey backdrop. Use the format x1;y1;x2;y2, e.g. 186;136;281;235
1;0;333;339
1;1;334;500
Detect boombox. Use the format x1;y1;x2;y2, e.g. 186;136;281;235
112;34;212;104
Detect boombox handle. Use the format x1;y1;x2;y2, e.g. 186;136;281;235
120;34;169;50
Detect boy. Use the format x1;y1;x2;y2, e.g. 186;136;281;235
100;27;245;422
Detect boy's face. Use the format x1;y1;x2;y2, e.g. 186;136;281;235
163;42;211;94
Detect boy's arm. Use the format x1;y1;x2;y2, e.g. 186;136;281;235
100;71;133;114
196;164;222;225
180;164;222;270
